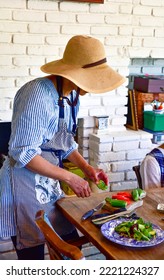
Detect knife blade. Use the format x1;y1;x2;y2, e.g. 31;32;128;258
81;200;105;221
91;199;143;225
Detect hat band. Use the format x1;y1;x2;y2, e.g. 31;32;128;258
82;58;107;69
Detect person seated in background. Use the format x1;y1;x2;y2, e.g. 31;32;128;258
140;143;164;189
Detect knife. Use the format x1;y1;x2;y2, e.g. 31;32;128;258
91;207;126;220
81;200;105;221
91;199;143;225
92;209;134;225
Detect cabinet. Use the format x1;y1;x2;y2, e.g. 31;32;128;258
126;90;164;144
134;90;164;129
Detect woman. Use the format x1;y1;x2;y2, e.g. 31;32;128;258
0;35;125;259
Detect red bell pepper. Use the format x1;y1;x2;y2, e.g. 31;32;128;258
112;194;131;204
116;192;132;199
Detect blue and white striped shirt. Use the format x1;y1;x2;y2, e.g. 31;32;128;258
0;77;79;237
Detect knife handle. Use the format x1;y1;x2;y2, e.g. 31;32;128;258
81;209;94;220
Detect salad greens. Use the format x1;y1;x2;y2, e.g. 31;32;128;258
115;218;156;241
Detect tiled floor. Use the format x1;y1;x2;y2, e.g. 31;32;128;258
0;238;105;260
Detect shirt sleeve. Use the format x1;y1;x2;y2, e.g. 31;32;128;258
9;79;55;168
62;143;78;160
140;155;161;189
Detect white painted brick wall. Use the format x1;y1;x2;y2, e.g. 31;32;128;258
78;117;95;128
111;160;137;172
89;140;112;153
113;141;139;152
0;0;163;123
87;129;155;190
0;0;26;8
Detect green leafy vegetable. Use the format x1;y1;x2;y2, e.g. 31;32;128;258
115;218;156;241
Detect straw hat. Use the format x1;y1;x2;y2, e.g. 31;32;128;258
41;35;126;93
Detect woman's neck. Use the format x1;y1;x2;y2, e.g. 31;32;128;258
47;75;77;96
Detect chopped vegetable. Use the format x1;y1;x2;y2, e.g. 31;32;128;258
131;189;139;201
137;188;146;199
117;192;132;199
115;218;156;241
97;180;108;190
105;197;127;208
112;194;131;204
131;188;146;201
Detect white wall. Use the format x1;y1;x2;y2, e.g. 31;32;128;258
0;0;164;123
0;0;164;189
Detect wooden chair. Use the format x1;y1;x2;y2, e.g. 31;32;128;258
0;122;11;168
35;210;89;260
0;122;11;156
132;165;143;189
0;153;6;168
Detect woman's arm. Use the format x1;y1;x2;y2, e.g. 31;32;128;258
26;154;91;197
67;150;109;186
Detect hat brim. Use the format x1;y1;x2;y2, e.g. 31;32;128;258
41;59;126;93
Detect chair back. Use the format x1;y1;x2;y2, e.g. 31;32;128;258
133;165;143;189
35;210;85;260
0;122;11;155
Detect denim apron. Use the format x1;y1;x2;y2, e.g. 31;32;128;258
11;76;79;250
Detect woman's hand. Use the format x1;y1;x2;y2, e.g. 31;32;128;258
66;173;91;198
67;150;109;196
83;164;109;186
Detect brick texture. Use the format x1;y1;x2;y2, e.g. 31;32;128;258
0;0;163;124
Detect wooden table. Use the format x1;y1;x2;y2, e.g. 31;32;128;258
57;189;164;260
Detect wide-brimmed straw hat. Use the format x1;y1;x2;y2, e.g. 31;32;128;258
41;35;126;93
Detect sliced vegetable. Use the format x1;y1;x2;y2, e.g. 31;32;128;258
131;189;139;201
112;195;131;204
137;188;146;199
97;180;108;190
117;192;132;199
105;197;127;208
131;188;146;201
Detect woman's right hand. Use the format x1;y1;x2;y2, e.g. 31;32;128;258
66;173;91;198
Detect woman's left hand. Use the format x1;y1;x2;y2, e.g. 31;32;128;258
83;165;109;186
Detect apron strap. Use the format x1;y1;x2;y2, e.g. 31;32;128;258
41;147;63;168
56;75;79;135
71;92;78;135
55;76;80;167
56;76;64;119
